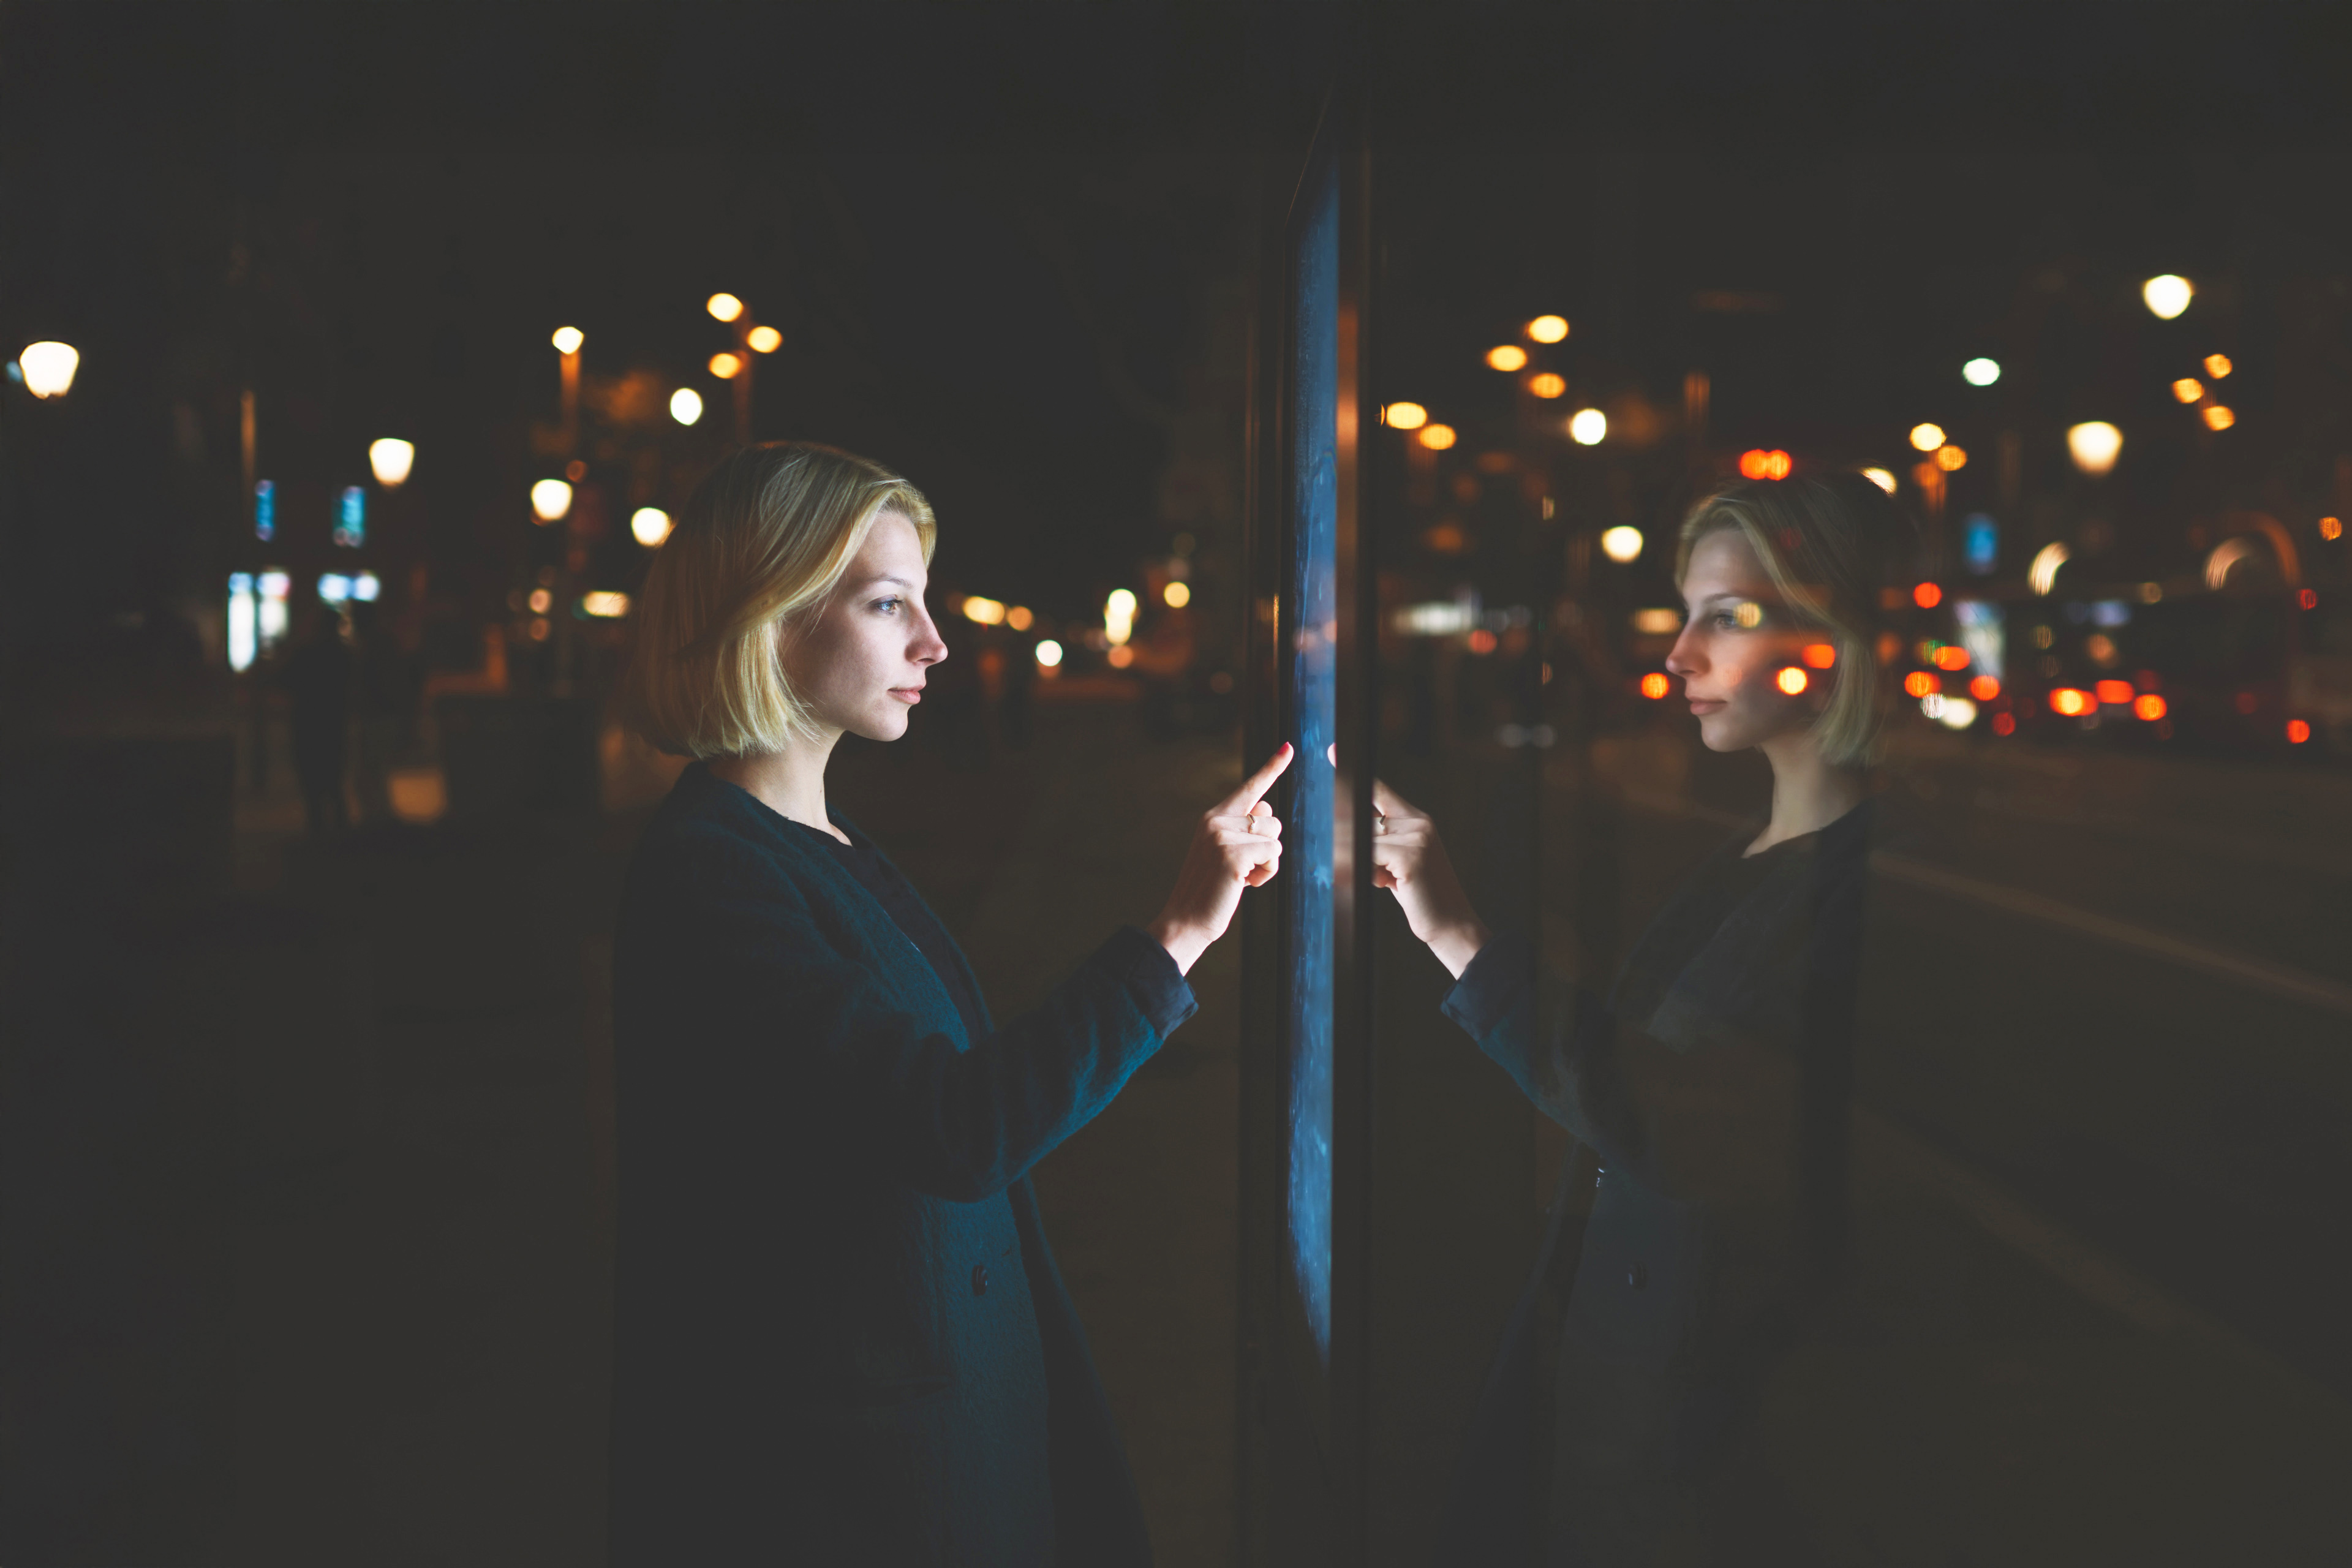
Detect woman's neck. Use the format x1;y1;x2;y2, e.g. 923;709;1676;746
707;734;848;843
1746;732;1864;857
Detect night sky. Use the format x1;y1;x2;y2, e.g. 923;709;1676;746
7;2;2350;650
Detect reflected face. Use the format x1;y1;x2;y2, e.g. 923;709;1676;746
1666;529;1823;754
780;511;947;742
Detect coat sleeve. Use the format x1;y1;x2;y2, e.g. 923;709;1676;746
1440;930;1807;1205
646;834;1196;1204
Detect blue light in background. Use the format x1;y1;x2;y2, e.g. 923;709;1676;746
254;479;275;541
1963;514;1998;574
333;484;366;548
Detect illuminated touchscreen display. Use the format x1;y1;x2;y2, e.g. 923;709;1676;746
1284;141;1339;1364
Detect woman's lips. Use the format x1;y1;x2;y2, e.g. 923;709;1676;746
889;687;922;704
1687;698;1726;715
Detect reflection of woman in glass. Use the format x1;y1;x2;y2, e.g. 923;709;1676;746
608;443;1291;1564
1374;476;1910;1562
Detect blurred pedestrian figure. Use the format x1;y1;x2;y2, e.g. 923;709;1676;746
349;600;416;826
282;601;354;836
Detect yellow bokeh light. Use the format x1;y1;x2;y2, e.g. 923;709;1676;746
960;595;1007;626
1385;401;1429;430
2067;421;2122;475
19;340;78;398
1106;644;1136;668
1776;666;1809;695
2321;516;2344;541
368;438;415;488
709;352;744;379
2202;404;2235;431
1487;345;1529;372
1163;580;1191;608
581;592;631;619
1934;444;1967;472
1035;639;1064;668
1526;315;1570;343
1419;423;1457;450
1569;408;1607;445
550;326;584;355
1527;372;1566;399
1861;467;1897;494
1909;423;1946;452
747;325;782;353
1006;605;1033;631
630;507;673;547
706;293;744;323
2203;353;2233;379
529;588;553;614
1600;525;1643;563
529;479;573;522
2142;275;2193;319
2173;378;2203;404
669;388;704;426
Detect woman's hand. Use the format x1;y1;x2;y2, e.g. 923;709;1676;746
1370;780;1490;979
1148;744;1292;975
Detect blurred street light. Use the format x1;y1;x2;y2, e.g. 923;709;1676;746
1385;401;1429;429
369;438;415;488
2203;353;2233;379
1035;639;1064;668
531;478;574;522
1487;345;1528;372
1962;358;2000;385
1861;467;1898;494
709;352;744;379
706;294;744;323
2067;421;2123;474
631;507;673;547
1526;315;1570;343
1569;407;1607;445
2173;378;2204;403
2029;541;2070;595
2202;405;2236;431
552;326;584;453
2142;275;2193;319
1600;525;1643;563
1163;580;1191;608
582;592;632;618
670;387;704;426
960;595;1007;626
1934;445;1967;472
1739;448;1792;480
703;292;764;442
1419;423;1457;450
1105;588;1137;646
1909;423;1946;451
19;341;78;399
747;325;782;353
1528;373;1566;399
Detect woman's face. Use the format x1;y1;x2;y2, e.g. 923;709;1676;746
780;511;948;743
1666;529;1826;755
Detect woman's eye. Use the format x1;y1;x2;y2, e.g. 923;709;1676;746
873;597;903;614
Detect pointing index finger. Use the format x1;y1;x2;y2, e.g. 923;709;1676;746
1371;778;1420;818
1221;742;1294;813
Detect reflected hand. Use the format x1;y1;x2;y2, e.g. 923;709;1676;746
1148;744;1292;976
1370;780;1490;979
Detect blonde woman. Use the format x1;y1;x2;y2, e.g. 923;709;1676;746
608;442;1289;1565
1374;475;1909;1563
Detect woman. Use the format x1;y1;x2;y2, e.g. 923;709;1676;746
1373;475;1909;1563
608;442;1290;1564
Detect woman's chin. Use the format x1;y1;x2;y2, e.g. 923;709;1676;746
851;708;914;743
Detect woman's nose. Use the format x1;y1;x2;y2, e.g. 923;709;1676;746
911;612;949;665
1664;630;1702;677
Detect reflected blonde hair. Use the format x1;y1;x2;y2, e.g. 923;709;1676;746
622;442;936;758
1676;475;1914;767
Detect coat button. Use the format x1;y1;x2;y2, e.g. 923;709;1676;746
971;1264;989;1297
1628;1262;1648;1289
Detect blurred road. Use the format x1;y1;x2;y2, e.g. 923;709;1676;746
1557;726;2352;1561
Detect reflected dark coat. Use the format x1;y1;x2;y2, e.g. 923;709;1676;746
1435;803;1872;1566
609;764;1189;1566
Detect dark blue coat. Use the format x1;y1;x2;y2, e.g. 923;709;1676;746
609;763;1192;1564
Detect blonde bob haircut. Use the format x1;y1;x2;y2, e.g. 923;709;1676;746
622;441;937;758
1676;473;1917;768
